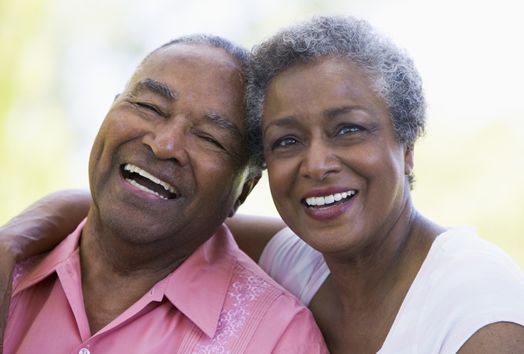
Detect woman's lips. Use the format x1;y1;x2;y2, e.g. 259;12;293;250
304;190;357;207
302;190;358;221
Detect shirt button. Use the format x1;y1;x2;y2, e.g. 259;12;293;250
79;348;90;354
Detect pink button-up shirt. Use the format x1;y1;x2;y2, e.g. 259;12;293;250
4;220;327;353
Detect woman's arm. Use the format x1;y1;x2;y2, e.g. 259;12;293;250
226;214;285;263
0;189;91;352
0;189;91;262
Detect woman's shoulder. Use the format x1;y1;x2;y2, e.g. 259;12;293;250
394;226;524;353
427;226;524;282
412;226;524;311
382;226;524;353
258;227;329;305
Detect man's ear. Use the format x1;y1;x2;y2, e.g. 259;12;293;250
228;173;261;218
404;144;414;176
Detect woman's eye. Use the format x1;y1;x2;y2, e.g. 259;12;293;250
337;124;362;136
272;136;298;150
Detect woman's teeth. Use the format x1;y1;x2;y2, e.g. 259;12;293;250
305;190;356;207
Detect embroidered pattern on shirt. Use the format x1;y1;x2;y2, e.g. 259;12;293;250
12;256;42;290
193;268;272;353
12;264;24;288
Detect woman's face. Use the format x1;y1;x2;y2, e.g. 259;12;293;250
262;56;413;256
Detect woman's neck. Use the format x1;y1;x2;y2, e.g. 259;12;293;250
318;201;444;352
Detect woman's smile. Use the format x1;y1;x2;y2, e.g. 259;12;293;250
301;188;358;221
263;56;410;254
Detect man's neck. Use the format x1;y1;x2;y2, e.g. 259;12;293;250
78;217;197;334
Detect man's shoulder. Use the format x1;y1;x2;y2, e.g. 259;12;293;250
179;224;327;352
12;223;83;294
196;259;327;353
221;241;311;315
219;223;293;297
227;253;294;307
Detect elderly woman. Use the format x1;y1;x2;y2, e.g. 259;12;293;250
2;16;524;353
245;16;524;352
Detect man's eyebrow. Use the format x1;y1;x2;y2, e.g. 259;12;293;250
130;79;176;101
205;112;244;139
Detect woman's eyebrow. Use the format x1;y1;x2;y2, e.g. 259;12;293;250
262;116;298;135
324;106;356;119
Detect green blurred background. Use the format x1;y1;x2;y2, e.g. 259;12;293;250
1;0;523;267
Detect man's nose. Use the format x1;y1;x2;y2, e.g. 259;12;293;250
299;141;341;181
142;116;189;165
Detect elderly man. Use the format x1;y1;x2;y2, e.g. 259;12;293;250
1;35;327;353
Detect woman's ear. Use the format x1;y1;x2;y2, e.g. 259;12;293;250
404;144;414;176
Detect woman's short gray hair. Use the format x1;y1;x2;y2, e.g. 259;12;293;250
246;16;426;171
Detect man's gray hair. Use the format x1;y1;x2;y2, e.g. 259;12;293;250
246;16;426;171
157;34;251;71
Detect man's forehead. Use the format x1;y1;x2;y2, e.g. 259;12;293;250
131;44;245;103
144;43;241;72
126;43;247;129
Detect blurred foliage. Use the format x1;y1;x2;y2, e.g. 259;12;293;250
0;0;72;222
413;118;524;267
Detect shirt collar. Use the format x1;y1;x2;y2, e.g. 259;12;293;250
13;219;238;339
162;224;237;338
14;218;87;294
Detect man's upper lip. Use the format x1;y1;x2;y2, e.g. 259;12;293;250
122;163;178;195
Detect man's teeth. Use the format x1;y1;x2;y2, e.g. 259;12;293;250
126;179;169;200
305;191;356;207
124;164;176;194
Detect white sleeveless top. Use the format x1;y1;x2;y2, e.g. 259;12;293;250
259;226;524;353
259;227;329;305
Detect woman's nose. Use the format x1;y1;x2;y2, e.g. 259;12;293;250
299;141;341;181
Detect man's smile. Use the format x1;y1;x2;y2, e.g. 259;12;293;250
121;163;178;200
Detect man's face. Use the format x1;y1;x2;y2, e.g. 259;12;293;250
88;43;255;250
